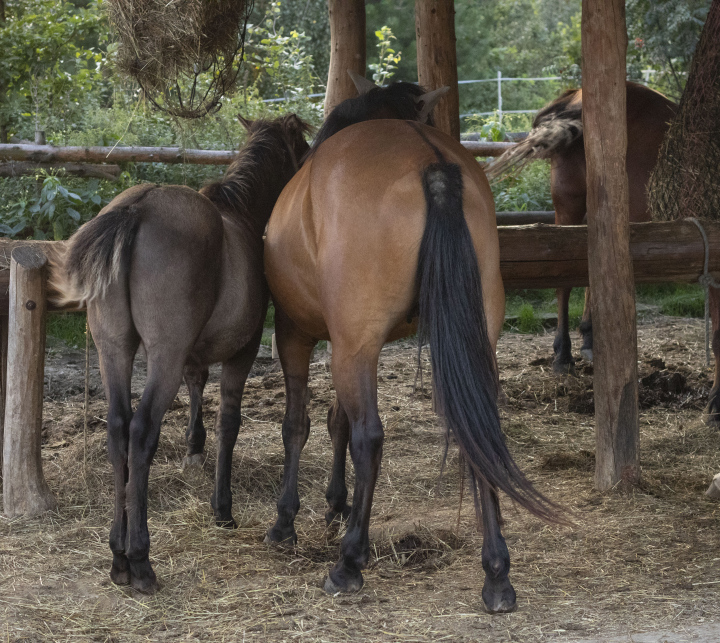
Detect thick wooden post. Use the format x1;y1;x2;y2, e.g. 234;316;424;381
0;315;7;476
325;0;366;117
3;246;57;517
582;0;640;491
415;0;460;139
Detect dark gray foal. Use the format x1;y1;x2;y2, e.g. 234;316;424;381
51;115;310;593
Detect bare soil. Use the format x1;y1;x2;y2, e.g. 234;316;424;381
1;314;719;642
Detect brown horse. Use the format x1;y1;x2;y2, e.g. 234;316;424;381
50;115;310;593
264;83;560;613
487;81;677;373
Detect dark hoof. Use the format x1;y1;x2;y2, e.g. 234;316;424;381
325;504;352;526
580;348;594;362
482;578;517;614
704;401;720;428
552;358;575;375
324;563;364;594
182;453;204;470
110;554;130;586
128;560;160;595
215;516;238;529
264;524;298;546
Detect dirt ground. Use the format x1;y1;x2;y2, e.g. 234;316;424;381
1;313;720;642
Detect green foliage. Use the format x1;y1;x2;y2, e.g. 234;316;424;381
491;161;553;212
1;174;110;240
47;312;91;349
368;26;402;85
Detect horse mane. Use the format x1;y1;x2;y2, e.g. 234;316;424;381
201;116;310;218
306;81;430;160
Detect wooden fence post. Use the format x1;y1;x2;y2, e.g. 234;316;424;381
415;0;460;140
0;315;6;476
325;0;366;117
3;246;57;517
582;0;640;491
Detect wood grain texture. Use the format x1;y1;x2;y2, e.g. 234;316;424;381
415;0;460;139
0;161;121;180
325;0;366;117
2;246;57;517
582;0;640;491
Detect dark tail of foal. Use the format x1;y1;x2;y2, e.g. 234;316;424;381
51;205;142;307
416;162;561;524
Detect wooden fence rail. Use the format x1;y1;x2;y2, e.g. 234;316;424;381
0;141;514;166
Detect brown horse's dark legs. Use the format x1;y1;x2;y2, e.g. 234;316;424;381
266;310;316;545
183;365;209;464
325;399;351;525
325;352;383;593
553;287;574;372
479;481;516;613
578;288;593;361
212;325;264;528
705;286;720;426
125;354;187;593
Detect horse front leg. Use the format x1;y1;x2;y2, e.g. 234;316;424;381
265;308;316;545
553;287;574;373
183;364;209;468
478;479;516;613
325;398;351;525
705;286;720;426
211;325;263;528
324;346;383;594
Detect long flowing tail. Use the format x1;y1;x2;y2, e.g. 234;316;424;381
416;162;562;523
49;205;142;308
484;103;582;183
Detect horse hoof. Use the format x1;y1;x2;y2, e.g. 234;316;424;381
552;359;575;375
324;563;364;594
110;559;130;586
323;572;363;595
325;504;352;526
483;598;517;614
215;516;238;529
264;526;297;547
181;453;204;470
706;473;720;499
580;348;594;362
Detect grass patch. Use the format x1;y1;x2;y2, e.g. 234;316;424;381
46;313;90;349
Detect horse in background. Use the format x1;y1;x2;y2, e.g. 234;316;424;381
50;115;310;593
264;78;562;613
487;82;677;371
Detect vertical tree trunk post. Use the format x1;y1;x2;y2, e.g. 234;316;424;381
415;0;460;140
582;0;640;491
0;315;7;476
3;246;57;517
325;0;366;117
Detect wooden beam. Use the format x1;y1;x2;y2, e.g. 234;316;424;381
325;0;366;117
3;247;56;517
0;221;718;310
0;161;121;181
415;0;460;139
582;0;639;491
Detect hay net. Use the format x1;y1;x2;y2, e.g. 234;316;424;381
647;0;720;223
107;0;253;118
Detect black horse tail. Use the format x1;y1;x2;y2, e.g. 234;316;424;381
416;162;562;524
49;197;147;308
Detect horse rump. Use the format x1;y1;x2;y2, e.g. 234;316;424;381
416;160;562;524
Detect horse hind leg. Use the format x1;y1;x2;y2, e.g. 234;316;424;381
478;479;517;613
705;286;720;426
579;287;593;362
265;308;316;545
325;398;351;526
182;364;210;469
553;286;575;373
211;324;264;528
87;296;139;587
324;342;384;594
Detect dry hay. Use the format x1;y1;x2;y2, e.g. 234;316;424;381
1;314;720;641
107;0;253;118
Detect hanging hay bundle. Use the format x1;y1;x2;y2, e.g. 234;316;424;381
107;0;253;118
648;0;720;222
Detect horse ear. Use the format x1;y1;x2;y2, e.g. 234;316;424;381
414;86;451;123
237;114;253;131
348;69;377;95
